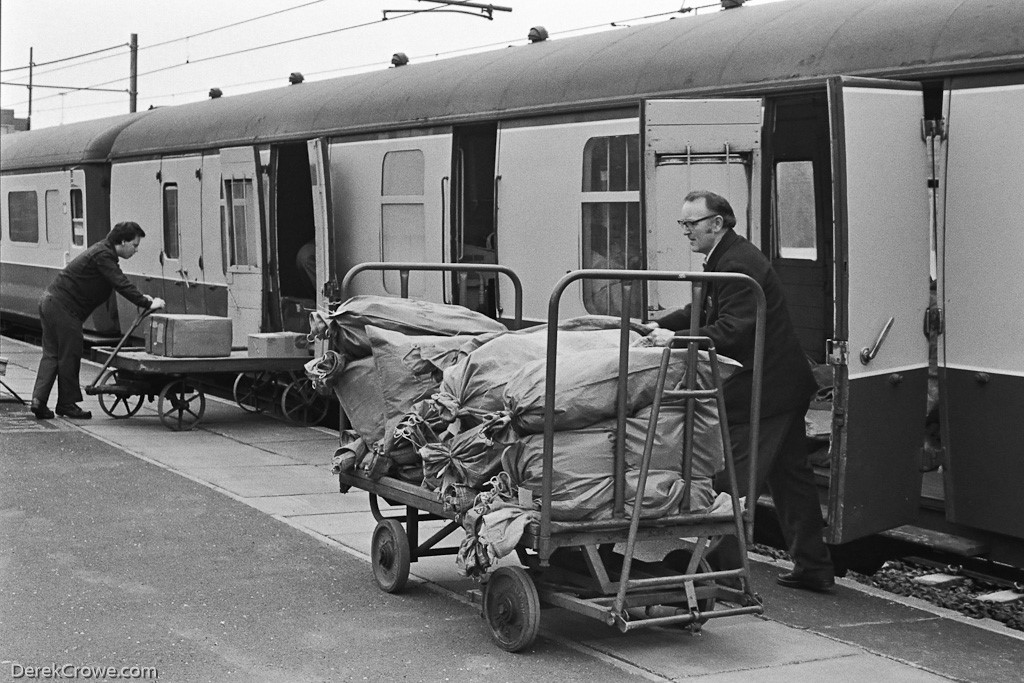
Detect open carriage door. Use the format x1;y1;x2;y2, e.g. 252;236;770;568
825;77;930;543
307;138;336;354
940;79;1024;539
220;146;266;347
642;98;762;316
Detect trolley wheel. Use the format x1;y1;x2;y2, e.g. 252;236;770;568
233;371;275;413
482;566;541;652
280;377;330;426
157;379;206;431
371;519;411;593
663;548;716;614
96;370;144;419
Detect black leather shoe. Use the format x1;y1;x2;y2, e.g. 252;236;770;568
30;403;55;419
56;404;92;419
777;570;835;593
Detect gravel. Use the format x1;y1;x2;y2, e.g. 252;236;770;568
750;544;1024;632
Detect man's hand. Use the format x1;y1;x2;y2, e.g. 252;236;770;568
149;297;166;311
647;328;675;347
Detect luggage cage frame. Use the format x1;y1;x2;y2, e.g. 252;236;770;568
334;264;766;646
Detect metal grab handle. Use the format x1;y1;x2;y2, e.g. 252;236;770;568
860;316;895;365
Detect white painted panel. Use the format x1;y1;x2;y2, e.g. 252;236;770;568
0;171;70;267
110;160;165;285
328;133;451;301
942;83;1024;377
496;118;637;321
842;88;930;380
159;155;205;307
200;153;226;287
646;160;752;313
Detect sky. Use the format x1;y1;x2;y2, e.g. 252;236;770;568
1;0;784;130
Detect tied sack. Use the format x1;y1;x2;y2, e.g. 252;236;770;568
439;327;635;423
328;294;507;359
505;346;728;435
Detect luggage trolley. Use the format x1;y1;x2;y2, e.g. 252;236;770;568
86;310;325;431
335;266;766;652
497;269;766;650
334;262;524;588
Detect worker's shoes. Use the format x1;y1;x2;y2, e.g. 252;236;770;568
776;570;835;593
56;404;92;419
30;402;55;419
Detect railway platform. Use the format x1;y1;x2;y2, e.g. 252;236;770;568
2;334;1022;682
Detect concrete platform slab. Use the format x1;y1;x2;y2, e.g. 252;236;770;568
685;652;951;682
544;612;863;679
249;491;371;517
188;464;337;497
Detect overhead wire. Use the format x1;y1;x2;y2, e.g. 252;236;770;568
15;2;721;117
1;0;329;80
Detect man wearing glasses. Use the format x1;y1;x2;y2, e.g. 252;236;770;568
654;190;834;593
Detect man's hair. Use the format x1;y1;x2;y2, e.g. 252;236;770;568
684;190;737;230
107;221;146;245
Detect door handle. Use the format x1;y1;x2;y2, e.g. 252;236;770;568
860;316;895;365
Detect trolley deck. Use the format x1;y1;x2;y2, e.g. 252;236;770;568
334;264;766;651
88;345;325;431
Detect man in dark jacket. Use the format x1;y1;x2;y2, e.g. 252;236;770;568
655;190;834;592
30;222;165;420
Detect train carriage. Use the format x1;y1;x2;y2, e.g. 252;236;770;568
2;0;1022;568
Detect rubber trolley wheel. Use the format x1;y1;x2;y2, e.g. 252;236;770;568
280;377;330;426
232;371;275;413
371;519;411;593
157;379;206;431
96;370;144;419
482;566;541;652
662;548;716;615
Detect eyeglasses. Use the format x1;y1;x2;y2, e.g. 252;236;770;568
677;214;719;231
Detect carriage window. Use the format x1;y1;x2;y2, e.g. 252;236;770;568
45;190;61;244
70;189;85;246
382;150;424;196
581;135;642;317
775;161;818;260
582;203;643;317
583;135;639;192
162;184;180;259
8;191;39;242
381;150;426;295
223;179;258;267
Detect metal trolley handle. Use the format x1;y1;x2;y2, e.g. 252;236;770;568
339;261;524;328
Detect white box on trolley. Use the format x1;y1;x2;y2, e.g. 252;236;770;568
247;332;311;358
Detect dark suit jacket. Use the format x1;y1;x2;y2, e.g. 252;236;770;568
657;229;816;424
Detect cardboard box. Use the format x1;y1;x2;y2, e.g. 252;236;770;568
146;314;232;358
247;332;311;358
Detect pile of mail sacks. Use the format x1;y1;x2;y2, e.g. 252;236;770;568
317;295;738;576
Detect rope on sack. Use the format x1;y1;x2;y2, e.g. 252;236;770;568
304;350;346;393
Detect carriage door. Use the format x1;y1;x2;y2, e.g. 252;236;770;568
307;137;335;353
641;98;762;315
449;124;498;316
220;146;265;346
825;77;930;543
940;79;1024;539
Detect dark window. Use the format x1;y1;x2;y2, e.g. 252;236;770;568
8;191;39;242
162;184;180;259
70;188;85;246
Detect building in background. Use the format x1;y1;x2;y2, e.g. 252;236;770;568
1;109;29;134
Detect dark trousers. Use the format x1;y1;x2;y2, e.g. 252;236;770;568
712;407;833;578
32;294;85;409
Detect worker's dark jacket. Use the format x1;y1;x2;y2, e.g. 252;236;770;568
657;229;816;424
46;238;150;321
